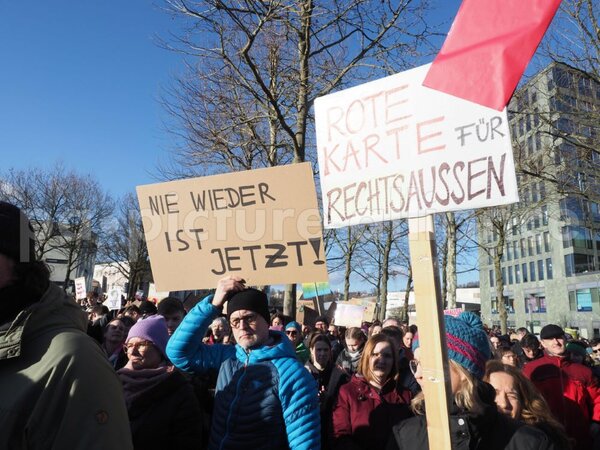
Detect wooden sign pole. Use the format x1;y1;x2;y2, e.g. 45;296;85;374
408;215;452;450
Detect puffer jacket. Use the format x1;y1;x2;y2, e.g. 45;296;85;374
332;374;412;450
166;295;320;450
0;283;133;449
523;353;600;450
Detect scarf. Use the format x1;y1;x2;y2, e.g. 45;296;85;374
117;364;172;408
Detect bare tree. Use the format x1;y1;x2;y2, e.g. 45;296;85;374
158;0;435;316
0;165;113;290
98;193;151;299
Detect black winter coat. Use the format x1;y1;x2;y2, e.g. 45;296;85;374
386;381;557;450
125;370;203;450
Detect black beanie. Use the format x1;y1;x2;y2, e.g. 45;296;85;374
0;202;35;263
227;288;270;325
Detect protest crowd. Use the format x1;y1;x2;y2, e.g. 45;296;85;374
3;200;600;450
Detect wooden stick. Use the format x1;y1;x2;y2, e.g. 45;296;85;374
408;215;452;450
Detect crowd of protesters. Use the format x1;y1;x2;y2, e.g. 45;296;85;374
3;200;600;449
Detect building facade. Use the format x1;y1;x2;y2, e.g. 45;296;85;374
478;62;600;339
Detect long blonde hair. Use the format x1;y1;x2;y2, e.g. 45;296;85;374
411;360;485;415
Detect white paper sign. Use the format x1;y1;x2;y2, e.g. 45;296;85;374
334;303;366;328
103;288;122;311
74;277;87;300
315;64;519;228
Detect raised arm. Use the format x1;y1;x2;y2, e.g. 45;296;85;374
166;276;245;373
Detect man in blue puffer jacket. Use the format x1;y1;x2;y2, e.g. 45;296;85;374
167;275;320;450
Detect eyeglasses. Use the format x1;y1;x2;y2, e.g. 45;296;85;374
286;330;298;336
230;313;258;329
409;359;420;375
123;340;154;353
593;349;600;354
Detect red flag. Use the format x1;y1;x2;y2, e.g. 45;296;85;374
424;0;562;110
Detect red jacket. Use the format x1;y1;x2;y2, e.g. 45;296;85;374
331;374;412;450
522;353;600;450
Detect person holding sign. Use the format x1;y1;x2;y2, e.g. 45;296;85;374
166;275;320;450
387;313;555;450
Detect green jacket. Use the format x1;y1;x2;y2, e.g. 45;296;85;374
0;283;133;449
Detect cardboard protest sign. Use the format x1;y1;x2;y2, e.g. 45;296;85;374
74;277;87;300
314;63;519;229
334;303;366;328
137;163;328;291
103;288;122;310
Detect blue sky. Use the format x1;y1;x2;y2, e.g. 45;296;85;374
1;0;477;292
0;0;461;199
0;1;182;197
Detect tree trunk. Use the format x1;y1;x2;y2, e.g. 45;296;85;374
343;252;352;301
440;233;448;306
379;221;393;321
283;284;296;319
445;212;457;309
495;232;507;334
401;264;413;323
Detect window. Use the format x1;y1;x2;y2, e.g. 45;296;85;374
564;253;595;276
578;77;593;97
513;241;519;259
522;263;528;282
542;206;548;226
576;288;593;312
502;267;507;284
569;291;577;311
504;296;515;314
528;236;534;256
506;243;512;261
492;298;499;314
536;234;542;254
538;260;544;281
535;132;541;150
529;261;536;281
515;265;521;283
489;270;495;287
560;198;586;222
520;239;526;257
563;226;593;249
508;266;514;284
532;183;539;202
525;294;547;313
546;258;553;279
544;231;550;252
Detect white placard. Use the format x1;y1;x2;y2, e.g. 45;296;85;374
74;277;87;300
103;288;122;311
334;303;366;328
315;63;519;228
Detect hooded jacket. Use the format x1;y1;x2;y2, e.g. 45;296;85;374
167;295;321;450
0;282;133;449
523;352;600;450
